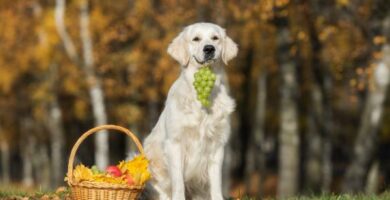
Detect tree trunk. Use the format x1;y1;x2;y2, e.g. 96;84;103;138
305;111;322;192
275;8;300;198
245;135;256;194
0;141;10;184
366;161;380;194
321;132;332;192
342;45;390;193
245;72;267;197
33;144;51;189
55;0;110;169
342;13;390;192
302;0;334;192
54;0;78;62
22;145;34;187
47;98;65;187
254;72;267;198
80;0;109;169
20;123;36;187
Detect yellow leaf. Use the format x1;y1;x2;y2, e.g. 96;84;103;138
72;164;93;182
373;36;386;45
337;0;349;6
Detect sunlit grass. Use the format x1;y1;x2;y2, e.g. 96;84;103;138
294;192;390;200
1;186;389;200
0;184;30;198
0;184;70;199
228;191;390;200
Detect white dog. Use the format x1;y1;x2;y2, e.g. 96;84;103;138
143;22;238;200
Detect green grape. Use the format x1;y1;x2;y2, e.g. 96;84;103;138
210;74;216;82
193;65;216;107
207;80;214;86
194;76;201;82
200;92;207;99
203;75;209;81
200;99;208;105
195;87;201;93
204;86;211;93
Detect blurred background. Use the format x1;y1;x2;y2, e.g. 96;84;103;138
0;0;389;199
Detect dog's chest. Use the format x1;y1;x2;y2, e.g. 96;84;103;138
181;102;232;181
181;127;215;183
180;86;233;136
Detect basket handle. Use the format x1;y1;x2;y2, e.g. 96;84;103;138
67;124;144;184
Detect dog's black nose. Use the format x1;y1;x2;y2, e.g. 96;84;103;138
203;45;215;54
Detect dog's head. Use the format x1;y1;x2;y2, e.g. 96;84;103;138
168;23;238;67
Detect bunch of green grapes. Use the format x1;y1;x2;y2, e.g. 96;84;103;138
193;66;216;107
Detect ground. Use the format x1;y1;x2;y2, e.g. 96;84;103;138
0;185;389;200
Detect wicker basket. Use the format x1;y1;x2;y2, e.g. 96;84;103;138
67;125;145;200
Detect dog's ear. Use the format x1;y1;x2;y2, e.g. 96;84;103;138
167;32;190;66
222;36;238;65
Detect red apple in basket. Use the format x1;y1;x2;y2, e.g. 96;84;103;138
125;174;135;186
106;165;122;177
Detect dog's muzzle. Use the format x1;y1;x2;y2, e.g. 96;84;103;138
193;45;216;65
203;45;215;61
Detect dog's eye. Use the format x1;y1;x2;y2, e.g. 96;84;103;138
192;37;200;42
212;36;219;41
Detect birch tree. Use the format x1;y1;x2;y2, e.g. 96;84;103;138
253;69;267;198
30;1;66;187
275;2;300;198
21;118;35;187
0;127;10;184
46;64;66;187
55;0;110;168
342;45;390;193
80;0;109;168
302;0;334;192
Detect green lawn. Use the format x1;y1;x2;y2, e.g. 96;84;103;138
240;192;390;200
0;185;70;200
230;192;390;200
288;192;390;200
1;186;389;200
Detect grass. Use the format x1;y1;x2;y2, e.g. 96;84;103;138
0;187;389;200
292;192;390;200
229;191;390;200
0;185;70;200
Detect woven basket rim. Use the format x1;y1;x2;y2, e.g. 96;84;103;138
69;180;144;190
67;125;146;186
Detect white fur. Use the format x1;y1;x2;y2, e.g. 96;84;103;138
143;23;238;200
